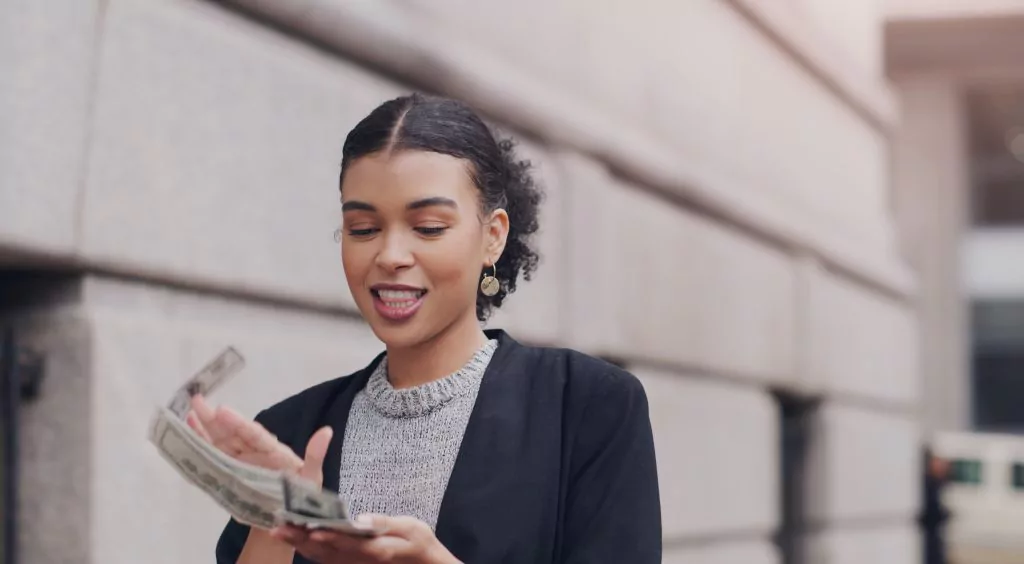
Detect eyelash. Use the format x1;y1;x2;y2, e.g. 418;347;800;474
347;228;377;237
345;226;448;238
415;226;448;236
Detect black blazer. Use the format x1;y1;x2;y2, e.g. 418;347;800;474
216;329;662;563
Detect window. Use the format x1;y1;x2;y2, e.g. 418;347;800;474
950;458;984;485
1012;462;1024;490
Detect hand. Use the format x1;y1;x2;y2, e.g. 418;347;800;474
270;514;461;564
187;394;333;487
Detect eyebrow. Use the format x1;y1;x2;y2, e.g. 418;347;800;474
341;197;458;213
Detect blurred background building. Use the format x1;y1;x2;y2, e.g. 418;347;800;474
2;1;1024;563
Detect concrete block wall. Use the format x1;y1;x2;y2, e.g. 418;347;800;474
0;0;922;562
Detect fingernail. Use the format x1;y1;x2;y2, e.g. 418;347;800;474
355;514;371;524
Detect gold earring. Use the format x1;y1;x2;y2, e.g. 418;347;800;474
480;264;500;297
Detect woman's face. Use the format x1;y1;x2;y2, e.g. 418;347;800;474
340;149;508;349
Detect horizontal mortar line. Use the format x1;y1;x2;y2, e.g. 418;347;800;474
599;169;915;308
205;0;915;303
0;251;364;322
800;513;921;533
619;356;918;416
83;261;365;320
662;528;773;551
663;514;918;551
823;393;922;418
1;254;923;418
723;0;898;132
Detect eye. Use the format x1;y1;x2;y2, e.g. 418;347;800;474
415;226;448;237
347;227;379;238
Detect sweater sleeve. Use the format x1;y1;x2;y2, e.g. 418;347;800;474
560;369;662;563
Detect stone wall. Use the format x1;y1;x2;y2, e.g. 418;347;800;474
1;1;921;562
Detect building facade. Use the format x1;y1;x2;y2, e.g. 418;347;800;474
3;1;922;563
889;0;1024;436
888;1;1024;560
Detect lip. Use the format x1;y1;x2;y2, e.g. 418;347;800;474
370;284;427;322
370;283;426;292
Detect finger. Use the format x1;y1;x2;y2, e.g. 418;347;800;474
299;426;333;482
216;407;298;467
190;394;217;426
218;406;272;449
192;396;235;446
185;411;213;443
357;514;425;539
207;404;269;451
306;529;382;558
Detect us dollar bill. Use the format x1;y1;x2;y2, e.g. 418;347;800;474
149;406;280;529
278;474;379;536
149;347;367;534
167;347;245;417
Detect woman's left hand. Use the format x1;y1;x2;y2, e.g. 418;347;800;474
270;514;461;564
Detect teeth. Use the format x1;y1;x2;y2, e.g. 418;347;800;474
378;289;421;300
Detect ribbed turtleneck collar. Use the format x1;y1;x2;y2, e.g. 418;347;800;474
362;339;498;419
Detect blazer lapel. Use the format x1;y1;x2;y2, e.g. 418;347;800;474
434;330;528;560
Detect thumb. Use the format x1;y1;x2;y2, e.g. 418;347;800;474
299;426;333;484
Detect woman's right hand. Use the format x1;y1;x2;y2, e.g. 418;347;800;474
187;394;333;487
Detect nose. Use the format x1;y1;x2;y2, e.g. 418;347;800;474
375;231;415;272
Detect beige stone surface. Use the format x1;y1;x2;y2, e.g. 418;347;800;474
804;265;919;403
890;77;971;431
662;539;779;564
615;181;797;380
81;276;382;564
636;367;778;539
561;153;797;381
806;403;919;523
801;0;886;77
482;138;566;345
395;0;896;260
4;304;93;564
0;0;926;561
805;522;920;564
80;0;400;309
0;0;98;257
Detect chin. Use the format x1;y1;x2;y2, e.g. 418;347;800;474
365;316;433;350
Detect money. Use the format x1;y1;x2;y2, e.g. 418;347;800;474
167;347;245;417
149;407;280;529
279;474;379;536
148;347;369;535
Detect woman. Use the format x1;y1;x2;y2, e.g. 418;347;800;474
189;93;662;564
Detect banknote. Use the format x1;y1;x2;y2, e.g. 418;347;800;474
150;407;283;496
167;347;245;418
149;347;367;534
149;406;280;529
278;474;379;536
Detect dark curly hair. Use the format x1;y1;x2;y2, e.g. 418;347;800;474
338;93;543;322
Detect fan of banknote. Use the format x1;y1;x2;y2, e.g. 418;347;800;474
146;348;377;536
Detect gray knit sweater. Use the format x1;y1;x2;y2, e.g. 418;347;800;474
338;340;498;529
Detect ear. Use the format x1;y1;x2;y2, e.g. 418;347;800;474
483;208;510;265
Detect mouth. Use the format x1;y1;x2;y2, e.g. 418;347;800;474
370;286;427;321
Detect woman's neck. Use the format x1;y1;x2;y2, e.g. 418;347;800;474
385;314;490;389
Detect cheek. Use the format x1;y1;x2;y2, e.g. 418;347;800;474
421;239;480;291
340;242;369;283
